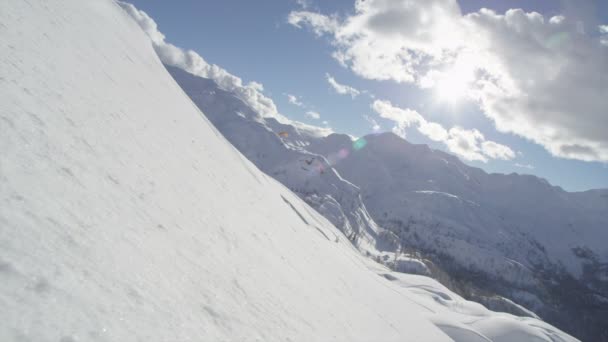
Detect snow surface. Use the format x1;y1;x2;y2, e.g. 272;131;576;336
0;0;577;341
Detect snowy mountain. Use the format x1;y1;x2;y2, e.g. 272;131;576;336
160;21;605;342
307;132;608;340
309;131;608;273
166;74;607;340
0;0;579;341
166;65;383;253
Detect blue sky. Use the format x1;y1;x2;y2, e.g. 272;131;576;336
127;0;608;191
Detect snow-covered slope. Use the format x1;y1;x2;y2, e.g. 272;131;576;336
307;132;608;340
165;70;607;340
0;0;578;341
166;65;382;253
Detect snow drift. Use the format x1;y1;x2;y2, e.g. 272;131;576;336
0;0;577;341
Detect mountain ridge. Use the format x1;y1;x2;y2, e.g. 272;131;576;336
166;58;607;341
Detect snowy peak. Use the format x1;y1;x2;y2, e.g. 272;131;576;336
322;131;608;266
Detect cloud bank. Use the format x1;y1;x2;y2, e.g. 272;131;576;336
372;100;515;162
289;0;608;162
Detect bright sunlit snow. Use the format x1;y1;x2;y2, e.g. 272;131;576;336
0;0;590;341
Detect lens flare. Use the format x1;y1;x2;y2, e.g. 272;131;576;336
338;148;350;159
353;138;367;151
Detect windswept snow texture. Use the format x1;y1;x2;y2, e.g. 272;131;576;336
0;0;577;341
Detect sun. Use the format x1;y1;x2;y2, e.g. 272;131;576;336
435;71;468;104
434;61;475;105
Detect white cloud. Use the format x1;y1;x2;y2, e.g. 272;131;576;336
372;100;514;162
118;2;332;138
372;100;422;128
550;15;566;25
600;25;608;46
286;94;304;107
418;121;449;142
481;141;516;160
372;100;422;139
288;11;338;37
295;0;311;9
363;115;381;132
290;0;463;83
326;73;360;98
445;127;488;162
289;1;608;162
515;163;535;169
306;111;321;119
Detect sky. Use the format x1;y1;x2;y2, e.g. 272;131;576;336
126;0;608;191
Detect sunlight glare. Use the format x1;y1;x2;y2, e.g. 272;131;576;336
434;59;475;105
